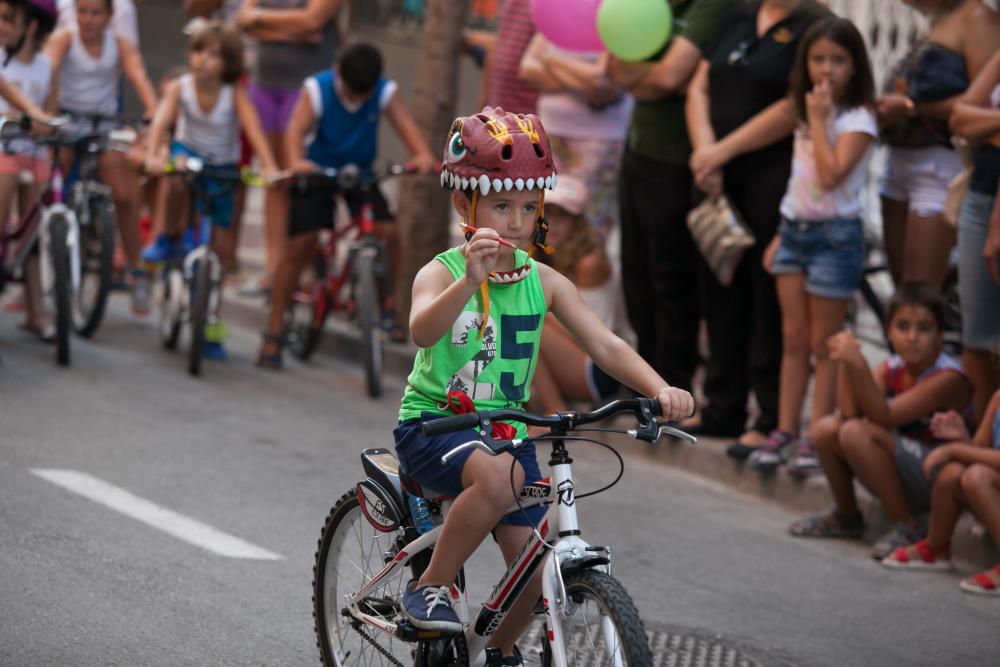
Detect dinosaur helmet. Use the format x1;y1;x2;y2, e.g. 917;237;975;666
440;106;557;196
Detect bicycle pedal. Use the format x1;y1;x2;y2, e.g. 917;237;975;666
394;619;445;641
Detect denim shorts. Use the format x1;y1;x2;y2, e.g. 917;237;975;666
771;216;864;300
895;434;934;514
957;190;1000;353
393;413;545;527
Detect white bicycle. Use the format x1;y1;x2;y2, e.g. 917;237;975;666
312;398;696;666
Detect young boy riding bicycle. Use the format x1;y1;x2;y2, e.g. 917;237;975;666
255;42;435;368
394;107;693;662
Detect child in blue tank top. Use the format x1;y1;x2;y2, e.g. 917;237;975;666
394;107;694;660
256;42;435;367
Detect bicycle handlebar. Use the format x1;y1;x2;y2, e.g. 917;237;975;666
272;162;435;190
423;398;696;464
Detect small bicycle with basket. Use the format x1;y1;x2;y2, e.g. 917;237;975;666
312;398;696;666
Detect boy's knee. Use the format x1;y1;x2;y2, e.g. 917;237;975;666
960;464;997;495
935;461;966;489
838;418;870;453
782;324;808;357
809;414;841;450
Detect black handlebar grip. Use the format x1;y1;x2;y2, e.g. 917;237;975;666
421;412;482;436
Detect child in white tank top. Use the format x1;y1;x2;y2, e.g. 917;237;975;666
44;0;158;315
0;0;57;339
141;21;277;360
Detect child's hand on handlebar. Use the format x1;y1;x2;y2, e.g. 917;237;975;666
655;387;695;422
406;152;438;174
291;158;318;174
144;155;166;175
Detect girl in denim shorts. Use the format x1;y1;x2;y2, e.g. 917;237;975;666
751;18;878;476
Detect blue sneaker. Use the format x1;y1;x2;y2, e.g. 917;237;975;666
202;341;227;361
401;579;462;633
141;234;183;263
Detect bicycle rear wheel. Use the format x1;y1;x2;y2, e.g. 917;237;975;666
73;197;115;337
48;213;72;366
543;570;652;667
288;255;329;360
314;490;416;667
187;257;211;376
354;251;383;398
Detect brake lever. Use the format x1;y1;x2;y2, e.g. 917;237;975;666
657;425;697;445
628;422;698;444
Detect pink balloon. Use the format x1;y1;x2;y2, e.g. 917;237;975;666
531;0;605;53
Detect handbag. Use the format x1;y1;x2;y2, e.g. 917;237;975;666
686;194;755;286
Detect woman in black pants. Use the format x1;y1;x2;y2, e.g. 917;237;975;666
684;0;830;455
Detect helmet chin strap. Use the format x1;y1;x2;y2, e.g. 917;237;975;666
533;190;555;255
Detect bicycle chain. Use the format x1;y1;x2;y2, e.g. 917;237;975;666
352;621;406;667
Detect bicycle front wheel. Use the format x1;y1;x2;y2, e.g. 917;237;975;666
187;257;211;376
73;197;115;337
354;251;383;398
48;213;72;366
314;490;414;667
544;570;652;667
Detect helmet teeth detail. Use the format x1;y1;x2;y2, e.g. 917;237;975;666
515;178;524;191
503;178;513;192
492;178;503;193
525;178;535;190
479;174;491;196
551;173;558;189
469;176;479;191
544;176;552;189
440;171;447;187
536;177;545;190
461;177;469;190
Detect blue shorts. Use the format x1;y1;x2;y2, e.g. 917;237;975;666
170;141;237;229
771;216;864;300
393;413;546;527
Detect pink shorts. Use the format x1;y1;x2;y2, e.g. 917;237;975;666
248;82;300;133
0;154;51;184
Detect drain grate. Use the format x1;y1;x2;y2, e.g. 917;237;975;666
520;622;765;667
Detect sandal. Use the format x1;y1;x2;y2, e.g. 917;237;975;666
960;564;1000;596
882;539;953;570
254;331;284;370
789;509;865;539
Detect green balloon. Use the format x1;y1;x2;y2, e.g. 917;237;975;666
597;0;673;62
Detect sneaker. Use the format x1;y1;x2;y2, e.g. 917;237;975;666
747;430;794;472
485;645;523;666
401;579;463;633
871;523;925;561
130;270;152;316
140;234;182;264
202;340;227;361
204;320;229;344
882;539;953;571
787;437;822;478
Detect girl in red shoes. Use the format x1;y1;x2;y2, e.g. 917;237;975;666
883;388;1000;596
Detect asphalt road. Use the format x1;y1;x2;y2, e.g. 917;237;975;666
1;293;998;667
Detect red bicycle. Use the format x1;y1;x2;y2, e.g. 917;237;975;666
284;163;417;398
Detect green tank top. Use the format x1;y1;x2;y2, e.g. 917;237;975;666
399;247;547;434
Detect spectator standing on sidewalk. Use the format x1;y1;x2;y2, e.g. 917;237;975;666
877;0;1000;290
789;284;974;561
235;0;344;297
607;0;735;397
684;0;830;449
482;0;537;114
951;48;1000;423
882;389;1000;595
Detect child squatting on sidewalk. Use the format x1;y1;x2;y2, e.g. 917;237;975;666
392;107;693;661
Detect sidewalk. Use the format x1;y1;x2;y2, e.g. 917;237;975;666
225;190;998;571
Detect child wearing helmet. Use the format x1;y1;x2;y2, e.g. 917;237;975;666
394;107;693;658
0;0;58;340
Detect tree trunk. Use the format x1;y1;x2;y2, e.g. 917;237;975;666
395;0;469;329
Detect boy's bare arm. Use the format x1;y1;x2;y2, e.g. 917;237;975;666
144;79;181;168
119;37;158;117
409;261;481;348
284;93;315;169
384;92;435;171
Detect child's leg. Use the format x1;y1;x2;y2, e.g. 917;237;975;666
99;151;142;269
961;464;1000;551
810;414;859;514
16;176;49;331
155;175;190;240
417;451;526;588
838;419;916;526
807;294;850;422
880;195;908;287
261;131;287;284
489;523;541;655
775;273;811;436
902;210;955;290
259;231;316;357
927;462;967;548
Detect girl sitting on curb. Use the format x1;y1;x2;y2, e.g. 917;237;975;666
882;388;1000;596
788;283;974;561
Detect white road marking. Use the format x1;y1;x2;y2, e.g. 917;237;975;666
31;468;282;560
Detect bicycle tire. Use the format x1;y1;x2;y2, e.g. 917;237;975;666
73;197;115;337
159;265;184;351
314;491;418;667
542;570;652;667
187;258;210;376
355;251;383;398
48;213;72;366
288;255;329;361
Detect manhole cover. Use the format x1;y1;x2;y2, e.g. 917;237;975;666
520;622;766;667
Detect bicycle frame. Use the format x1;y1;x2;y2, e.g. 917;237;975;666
344;439;621;667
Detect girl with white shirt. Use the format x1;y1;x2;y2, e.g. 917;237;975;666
0;0;57;341
752;18;879;476
142;22;276;360
44;0;157;315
